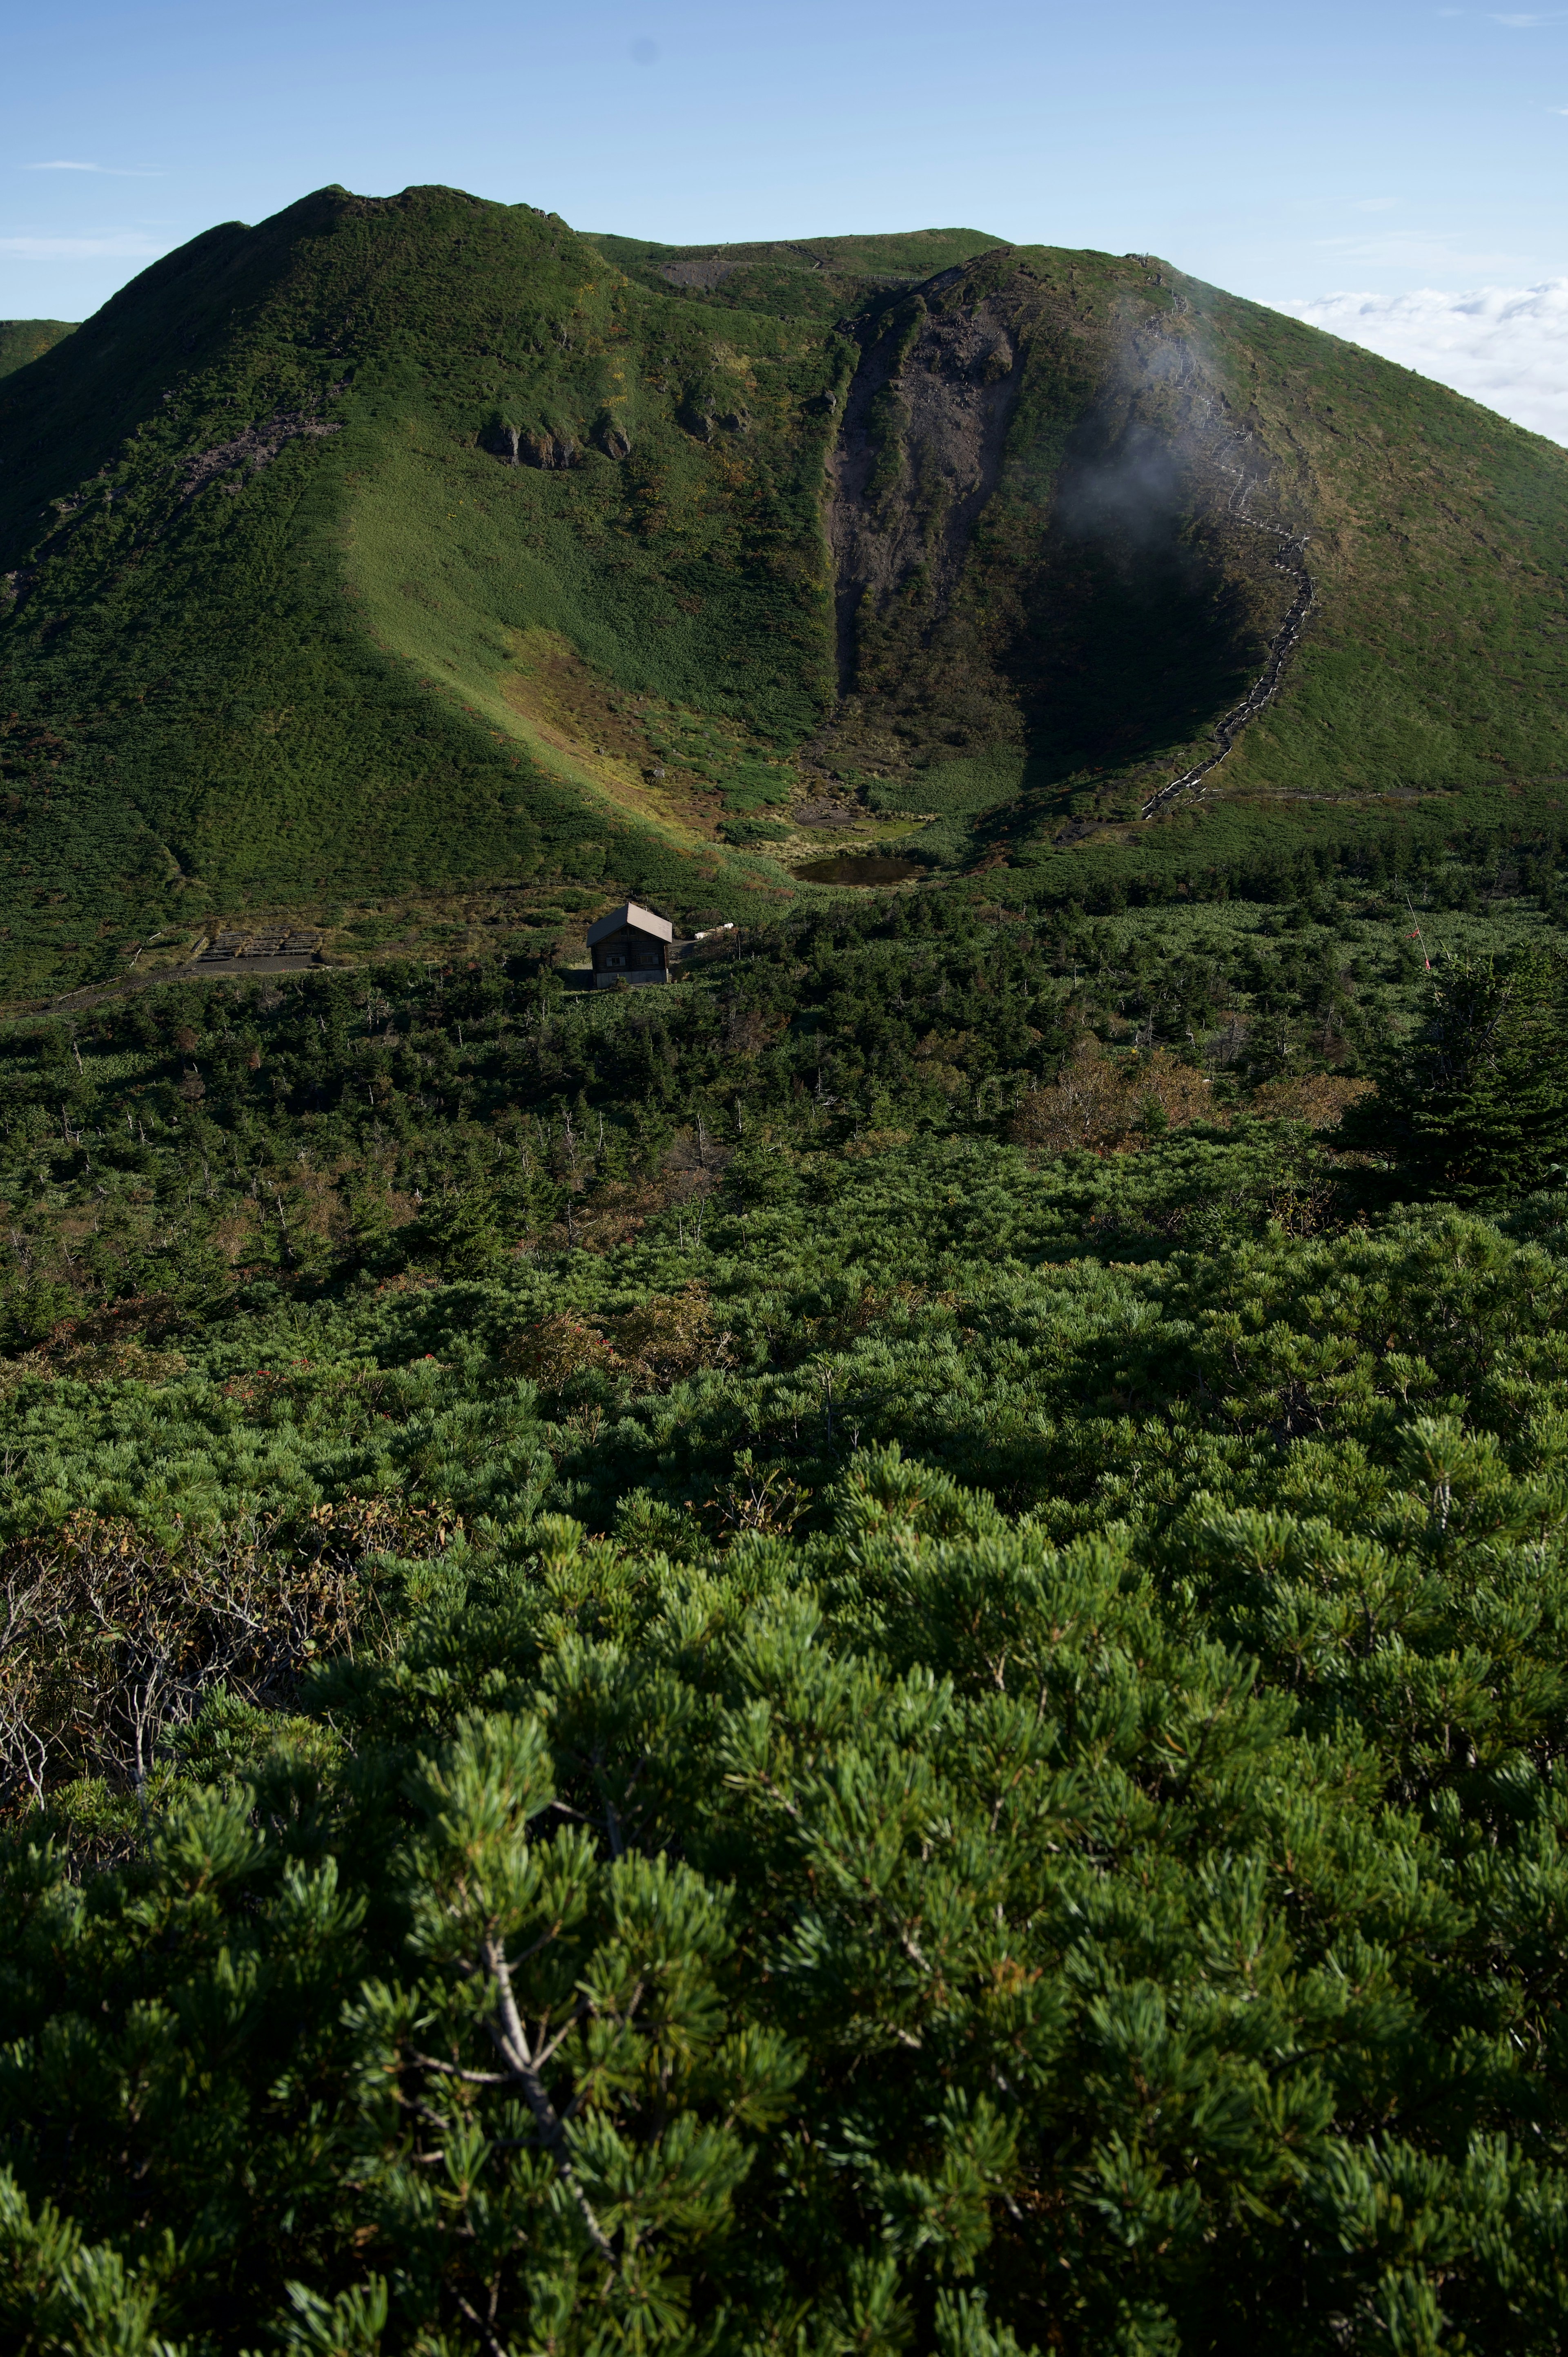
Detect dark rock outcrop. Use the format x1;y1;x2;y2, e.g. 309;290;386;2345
180;406;341;499
482;421;577;468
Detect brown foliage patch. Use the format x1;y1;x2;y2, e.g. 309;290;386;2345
840;1128;913;1158
563;1176;672;1253
1013;1040;1218;1156
0;1498;457;1807
499;626;732;841
608;1282;733;1387
662;1127;727;1182
724;1005;788;1057
501;1312;619;1389
1248;1073;1374;1128
0;1296;191;1391
501;1284;734;1395
211;1206;261;1262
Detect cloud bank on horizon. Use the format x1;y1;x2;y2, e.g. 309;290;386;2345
1277;283;1568;446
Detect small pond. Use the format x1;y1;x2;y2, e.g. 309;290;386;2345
792;855;924;885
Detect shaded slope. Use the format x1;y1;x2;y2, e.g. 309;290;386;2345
805;249;1312;823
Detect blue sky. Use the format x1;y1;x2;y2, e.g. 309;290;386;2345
7;0;1568;431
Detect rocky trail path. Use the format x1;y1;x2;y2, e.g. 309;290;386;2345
1140;503;1315;820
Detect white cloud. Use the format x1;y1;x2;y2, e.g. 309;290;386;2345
0;231;168;261
19;161;161;176
1276;282;1568;444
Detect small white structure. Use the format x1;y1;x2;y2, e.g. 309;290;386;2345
586;901;675;987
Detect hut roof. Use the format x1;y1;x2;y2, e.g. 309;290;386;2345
586;901;674;947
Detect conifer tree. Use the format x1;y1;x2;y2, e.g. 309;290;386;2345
1344;945;1568;1196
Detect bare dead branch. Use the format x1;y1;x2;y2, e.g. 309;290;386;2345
479;1936;616;2266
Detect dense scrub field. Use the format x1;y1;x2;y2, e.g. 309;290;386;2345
4;854;1568;2350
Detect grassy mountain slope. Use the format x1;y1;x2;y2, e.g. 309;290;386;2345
0;320;76;379
0;188;857;992
587;225;1004;321
2;185;1567;999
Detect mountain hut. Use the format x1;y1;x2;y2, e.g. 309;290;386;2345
586;901;675;987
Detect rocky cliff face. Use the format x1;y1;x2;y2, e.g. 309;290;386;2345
826;260;1027;690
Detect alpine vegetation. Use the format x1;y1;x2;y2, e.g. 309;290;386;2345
4;185;1568;2357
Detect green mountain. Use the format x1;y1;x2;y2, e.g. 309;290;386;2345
0;319;75;380
2;181;1567;997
